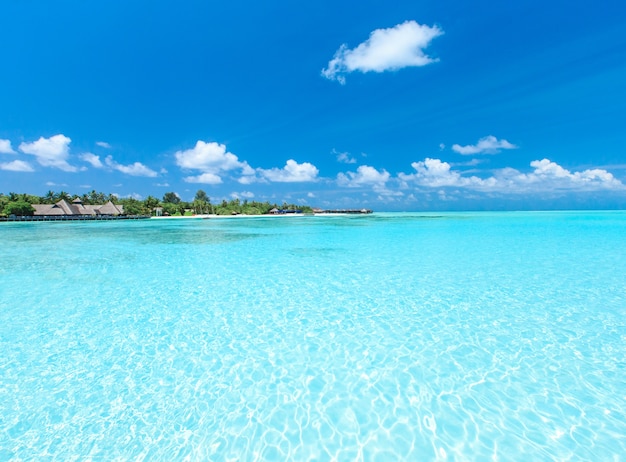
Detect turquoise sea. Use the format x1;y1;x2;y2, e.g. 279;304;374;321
1;212;625;460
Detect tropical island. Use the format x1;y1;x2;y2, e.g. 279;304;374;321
0;189;372;220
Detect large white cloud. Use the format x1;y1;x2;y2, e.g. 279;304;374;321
399;157;624;192
399;158;491;188
452;135;518;155
258;159;319;183
322;20;443;84
175;140;319;184
0;160;34;172
19;134;77;172
515;159;624;190
175;141;251;173
104;155;157;177
337;165;390;187
0;139;16;154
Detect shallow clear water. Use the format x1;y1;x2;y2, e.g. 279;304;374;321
1;212;625;460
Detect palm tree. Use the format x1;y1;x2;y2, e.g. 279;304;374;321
163;192;181;204
193;190;210;214
45;190;56;204
57;191;71;202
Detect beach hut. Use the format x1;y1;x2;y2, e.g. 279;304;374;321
27;199;133;220
96;201;124;216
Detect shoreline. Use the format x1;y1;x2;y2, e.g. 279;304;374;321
0;212;376;223
151;211;376;219
151;213;313;220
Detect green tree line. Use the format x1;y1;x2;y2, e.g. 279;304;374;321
0;189;312;217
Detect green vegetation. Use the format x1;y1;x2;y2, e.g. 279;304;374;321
3;200;35;217
162;191;181;204
0;189;313;217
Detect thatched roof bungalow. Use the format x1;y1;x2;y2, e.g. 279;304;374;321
32;199;125;217
96;201;124;216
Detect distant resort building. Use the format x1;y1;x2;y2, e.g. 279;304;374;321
32;198;125;217
0;197;147;221
267;208;372;215
269;208;303;214
313;208;372;214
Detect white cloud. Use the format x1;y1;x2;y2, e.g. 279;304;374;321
334;149;356;164
231;191;255;200
237;174;262;184
399;158;490;188
0;139;16;154
155;182;170;187
175;140;257;185
96;141;111;149
515;159;624;191
450;158;484;167
105;155;158;177
183;172;223;184
307;192;316;198
0;160;34;172
258;159;319;183
175;140;319;185
80;153;103;168
452;135;517;155
337;165;390;188
19;134;77;172
322;20;443;84
175;140;251;175
399;157;624;192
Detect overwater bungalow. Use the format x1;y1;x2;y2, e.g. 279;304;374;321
313;208;373;214
268;208;303;214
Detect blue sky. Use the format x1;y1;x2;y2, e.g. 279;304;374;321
1;0;626;210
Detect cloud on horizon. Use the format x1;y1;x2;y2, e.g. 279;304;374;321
231;191;255;200
322;20;443;84
399;158;624;192
452;135;517;155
